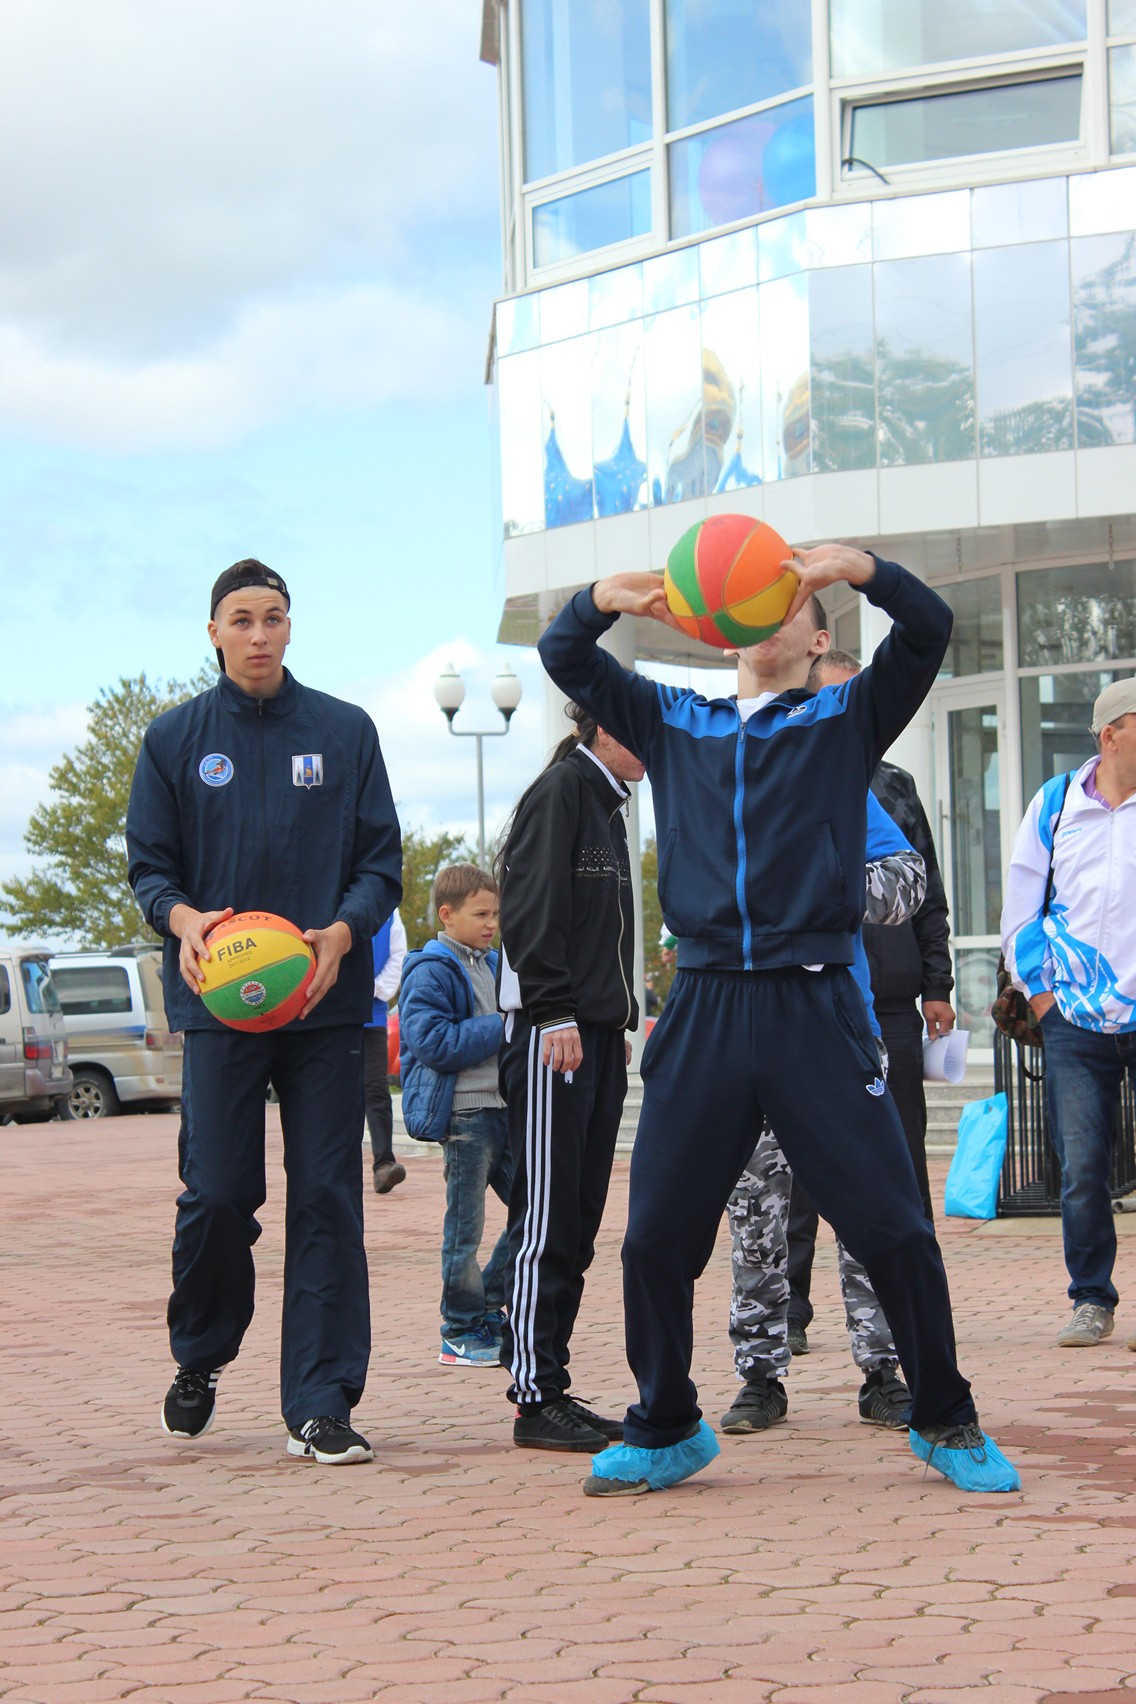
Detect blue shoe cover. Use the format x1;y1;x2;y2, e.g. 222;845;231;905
909;1424;1021;1493
589;1419;720;1491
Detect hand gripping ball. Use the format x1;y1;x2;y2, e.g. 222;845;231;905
197;911;316;1032
663;515;798;648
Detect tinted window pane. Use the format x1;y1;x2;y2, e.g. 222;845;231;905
670;100;815;239
644;304;705;504
592;321;648;515
1020;669;1128;800
666;0;811;130
759;272;811;478
51;966;132;1016
809;265;876;472
975;242;1073;456
932;576;1004;677
831;0;1086;78
541;336;596;528
875;254;976;465
1112;44;1136;153
1110;1;1136;33
700;289;764;489
1017;559;1136;666
522;0;652;180
532;172;651;269
1072;233;1136;446
20;960;60;1016
972;178;1069;247
498;350;544;536
589;263;644;331
947;704;1002;937
699;228;758;299
850;76;1082;173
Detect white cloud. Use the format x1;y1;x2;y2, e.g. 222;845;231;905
0;281;490;452
0;0;502;449
350;643;551;860
0;701;89;892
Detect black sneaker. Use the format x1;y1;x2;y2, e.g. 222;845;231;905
513;1398;607;1453
561;1395;624;1441
720;1375;788;1434
161;1367;221;1439
787;1326;809;1356
858;1361;912;1429
286;1417;373;1464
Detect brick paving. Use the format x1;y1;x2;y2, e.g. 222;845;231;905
2;1111;1135;1704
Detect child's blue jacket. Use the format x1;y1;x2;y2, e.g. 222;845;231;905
398;940;502;1142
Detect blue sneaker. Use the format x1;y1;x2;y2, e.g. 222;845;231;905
439;1325;500;1367
909;1421;1021;1493
582;1419;719;1496
485;1307;508;1344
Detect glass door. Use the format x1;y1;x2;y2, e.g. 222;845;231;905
933;686;1008;1057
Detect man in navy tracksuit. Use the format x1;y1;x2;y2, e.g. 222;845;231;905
127;559;401;1464
538;539;1020;1497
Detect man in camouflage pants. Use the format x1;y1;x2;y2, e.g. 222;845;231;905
723;817;925;1434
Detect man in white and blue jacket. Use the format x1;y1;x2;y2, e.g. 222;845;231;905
127;559;401;1465
1001;676;1136;1353
540;538;1019;1497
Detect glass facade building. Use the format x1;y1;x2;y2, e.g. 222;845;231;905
480;0;1136;1051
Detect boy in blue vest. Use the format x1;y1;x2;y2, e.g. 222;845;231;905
398;864;514;1366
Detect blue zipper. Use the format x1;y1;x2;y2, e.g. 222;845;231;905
733;716;752;970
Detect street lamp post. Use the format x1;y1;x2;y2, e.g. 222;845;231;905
433;662;523;869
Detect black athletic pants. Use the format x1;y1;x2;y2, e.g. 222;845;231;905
500;1019;627;1407
623;968;974;1447
787;999;932;1333
363;1025;394;1168
170;1025;370;1428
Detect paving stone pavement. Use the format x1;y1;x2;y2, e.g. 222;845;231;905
2;1111;1135;1704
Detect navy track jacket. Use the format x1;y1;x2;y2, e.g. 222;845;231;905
537;557;951;974
127;668;402;1032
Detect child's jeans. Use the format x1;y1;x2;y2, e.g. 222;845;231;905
440;1107;514;1337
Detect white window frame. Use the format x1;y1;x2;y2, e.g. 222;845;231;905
523;147;656;282
837;58;1092;196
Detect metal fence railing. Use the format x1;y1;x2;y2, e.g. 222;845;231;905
995;1030;1136;1216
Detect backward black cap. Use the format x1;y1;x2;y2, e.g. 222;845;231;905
209;559;291;673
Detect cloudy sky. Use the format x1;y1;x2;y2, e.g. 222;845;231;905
0;0;563;908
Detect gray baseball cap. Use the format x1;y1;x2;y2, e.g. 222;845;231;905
1091;677;1136;734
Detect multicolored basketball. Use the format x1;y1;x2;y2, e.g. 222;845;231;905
663;515;798;648
197;911;315;1032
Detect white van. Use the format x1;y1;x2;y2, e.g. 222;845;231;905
0;946;72;1122
49;947;182;1119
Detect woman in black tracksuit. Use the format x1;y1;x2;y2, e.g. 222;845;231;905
496;704;643;1454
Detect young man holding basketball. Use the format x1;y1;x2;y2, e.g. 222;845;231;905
127;559;402;1464
537;543;1019;1497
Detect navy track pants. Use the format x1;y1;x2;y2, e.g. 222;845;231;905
500;1020;627;1406
623;967;975;1447
170;1024;370;1427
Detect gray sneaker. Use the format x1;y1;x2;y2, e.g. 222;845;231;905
1055;1303;1115;1347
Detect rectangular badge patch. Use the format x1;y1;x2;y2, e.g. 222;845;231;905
292;754;324;788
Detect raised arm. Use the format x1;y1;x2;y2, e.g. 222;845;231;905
537;576;677;762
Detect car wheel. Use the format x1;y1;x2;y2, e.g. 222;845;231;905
61;1069;121;1120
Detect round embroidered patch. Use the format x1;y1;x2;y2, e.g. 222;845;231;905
198;753;234;787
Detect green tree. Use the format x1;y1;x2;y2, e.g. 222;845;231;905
398;824;476;955
640;835;675;1006
0;667;214;949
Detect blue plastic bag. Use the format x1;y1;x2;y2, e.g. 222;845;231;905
944;1092;1009;1219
